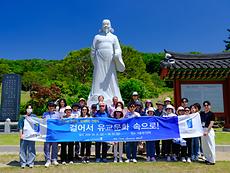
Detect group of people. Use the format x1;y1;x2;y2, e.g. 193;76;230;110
18;91;216;168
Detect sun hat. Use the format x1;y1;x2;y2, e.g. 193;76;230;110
64;106;72;112
166;104;174;110
164;97;171;102
147;107;154;113
177;106;184;111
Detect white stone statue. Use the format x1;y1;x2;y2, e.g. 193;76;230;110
87;19;125;106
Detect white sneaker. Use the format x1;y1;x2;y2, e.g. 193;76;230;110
69;161;73;164
45;160;51;168
62;161;66;165
167;156;171;162
52;160;59;166
132;159;137;163
114;158;117;163
119;159;123;163
172;155;177;161
146;156;150;162
151;157;156;162
187;157;191;163
125;159;130;163
182;157;186;163
29;164;34;168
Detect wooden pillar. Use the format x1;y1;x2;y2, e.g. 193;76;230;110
224;77;230;131
174;79;181;109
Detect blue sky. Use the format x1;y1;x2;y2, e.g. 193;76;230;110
0;0;230;60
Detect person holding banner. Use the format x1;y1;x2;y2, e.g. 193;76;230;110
95;102;110;163
190;103;201;162
18;105;36;168
80;106;92;163
145;107;156;162
162;104;177;161
200;101;215;165
177;106;192;163
154;101;164;158
60;106;74;165
42;101;60;167
124;102;140;163
112;107;124;163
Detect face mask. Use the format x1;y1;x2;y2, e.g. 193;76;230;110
26;108;33;114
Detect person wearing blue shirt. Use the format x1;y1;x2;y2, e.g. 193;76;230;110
18;105;36;168
124;102;140;163
42;101;61;168
95;102;110;162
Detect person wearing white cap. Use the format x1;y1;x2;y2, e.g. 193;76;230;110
61;106;74;165
112;107;124;163
176;106;185;116
164;104;176;117
163;104;177;162
164;97;171;104
179;105;192;163
145;107;156;162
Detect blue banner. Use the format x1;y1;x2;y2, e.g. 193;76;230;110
46;116;180;142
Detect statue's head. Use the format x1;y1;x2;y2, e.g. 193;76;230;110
101;19;113;34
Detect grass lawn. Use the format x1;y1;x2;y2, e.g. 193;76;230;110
0;134;43;146
0;154;230;173
215;131;230;145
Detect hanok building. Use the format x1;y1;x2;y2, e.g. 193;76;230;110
160;50;230;131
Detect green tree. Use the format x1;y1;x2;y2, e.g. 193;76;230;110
63;48;93;84
0;63;11;82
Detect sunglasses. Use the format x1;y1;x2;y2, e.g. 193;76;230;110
204;104;209;107
99;105;105;107
185;110;190;112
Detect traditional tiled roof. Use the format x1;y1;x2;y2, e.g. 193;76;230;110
160;50;230;80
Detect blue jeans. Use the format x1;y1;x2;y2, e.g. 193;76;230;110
44;142;58;161
20;139;36;166
146;141;155;157
191;137;199;160
126;142;138;160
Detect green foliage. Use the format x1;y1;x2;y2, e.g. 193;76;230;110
28;84;62;116
0;62;11;81
63;48;93;83
1;46;170;112
141;52;164;74
120;78;147;104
